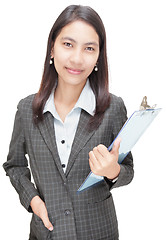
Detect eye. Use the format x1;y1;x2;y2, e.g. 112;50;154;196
64;42;72;48
85;47;95;51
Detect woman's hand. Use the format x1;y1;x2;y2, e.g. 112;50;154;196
30;196;53;231
89;138;121;180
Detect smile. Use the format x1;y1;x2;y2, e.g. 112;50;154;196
66;67;83;75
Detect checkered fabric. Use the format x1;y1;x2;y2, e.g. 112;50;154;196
3;94;134;240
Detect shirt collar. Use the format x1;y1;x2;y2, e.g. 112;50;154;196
74;79;96;116
43;79;96;118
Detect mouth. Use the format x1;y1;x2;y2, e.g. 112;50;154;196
65;67;83;75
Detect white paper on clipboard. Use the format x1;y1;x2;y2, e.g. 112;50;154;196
77;108;162;193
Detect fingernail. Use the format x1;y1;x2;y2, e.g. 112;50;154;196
49;226;53;231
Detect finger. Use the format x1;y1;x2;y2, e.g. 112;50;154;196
92;147;105;162
43;216;53;231
40;209;53;231
89;150;99;165
89;157;100;175
89;150;102;173
97;144;110;158
89;157;94;171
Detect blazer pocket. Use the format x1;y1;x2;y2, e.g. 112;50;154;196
87;195;118;239
85;180;111;204
33;214;52;240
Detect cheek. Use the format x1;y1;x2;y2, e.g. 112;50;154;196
54;52;63;64
85;58;97;73
53;53;67;72
86;65;95;76
86;53;99;68
53;46;68;66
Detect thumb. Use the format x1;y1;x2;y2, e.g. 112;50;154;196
111;137;121;154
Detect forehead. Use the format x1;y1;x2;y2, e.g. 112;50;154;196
56;20;99;44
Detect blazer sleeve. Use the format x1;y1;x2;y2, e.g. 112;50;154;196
3;101;39;212
105;97;134;190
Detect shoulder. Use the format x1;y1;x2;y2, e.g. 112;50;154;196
17;94;36;114
110;93;123;104
105;93;128;134
103;93;127;128
108;93;127;114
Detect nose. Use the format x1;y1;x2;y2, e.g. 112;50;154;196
69;48;83;66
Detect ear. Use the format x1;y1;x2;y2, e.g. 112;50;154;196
50;41;54;58
50;48;54;59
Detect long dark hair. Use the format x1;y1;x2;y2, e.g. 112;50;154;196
33;5;111;130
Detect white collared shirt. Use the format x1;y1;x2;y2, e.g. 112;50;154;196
43;79;96;172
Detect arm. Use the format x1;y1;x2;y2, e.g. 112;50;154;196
89;97;134;189
3;102;39;212
3;100;56;230
111;97;134;189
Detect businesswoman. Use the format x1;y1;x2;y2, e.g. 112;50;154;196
3;5;134;240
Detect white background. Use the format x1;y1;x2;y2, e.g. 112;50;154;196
0;0;166;239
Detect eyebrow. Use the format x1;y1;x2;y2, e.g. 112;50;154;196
61;37;99;46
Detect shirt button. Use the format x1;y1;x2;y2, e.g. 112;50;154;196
62;164;66;168
61;140;65;144
64;209;71;216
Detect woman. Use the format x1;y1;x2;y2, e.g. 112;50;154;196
3;5;134;240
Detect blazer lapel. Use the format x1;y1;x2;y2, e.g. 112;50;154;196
65;110;96;176
37;112;66;181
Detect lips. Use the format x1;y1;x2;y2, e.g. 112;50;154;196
66;67;83;75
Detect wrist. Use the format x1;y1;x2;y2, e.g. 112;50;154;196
108;176;119;183
106;163;120;180
30;195;42;206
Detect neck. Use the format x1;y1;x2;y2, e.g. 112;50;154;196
54;80;87;106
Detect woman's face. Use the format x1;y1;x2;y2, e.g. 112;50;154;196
51;20;100;87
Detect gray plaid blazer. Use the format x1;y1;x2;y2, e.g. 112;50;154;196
3;93;134;240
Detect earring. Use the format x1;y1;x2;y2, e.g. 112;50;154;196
50;58;53;65
94;64;98;71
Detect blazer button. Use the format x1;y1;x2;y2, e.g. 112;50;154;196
64;209;71;216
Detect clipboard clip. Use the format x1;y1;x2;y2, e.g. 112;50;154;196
139;96;157;110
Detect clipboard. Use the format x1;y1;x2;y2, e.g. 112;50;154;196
77;108;162;193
